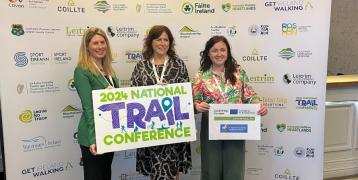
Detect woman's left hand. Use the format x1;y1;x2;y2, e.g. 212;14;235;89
257;104;268;116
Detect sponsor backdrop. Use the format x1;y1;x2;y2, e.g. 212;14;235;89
0;0;331;180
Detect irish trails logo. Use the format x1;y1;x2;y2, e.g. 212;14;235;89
296;97;318;110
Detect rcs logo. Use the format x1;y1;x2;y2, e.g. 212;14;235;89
282;23;297;36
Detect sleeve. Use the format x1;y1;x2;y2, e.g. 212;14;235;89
130;61;142;87
74;67;96;145
191;72;204;103
239;68;260;104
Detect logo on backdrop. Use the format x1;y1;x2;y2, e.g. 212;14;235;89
283;73;316;85
73;131;78;143
125;50;143;63
62;105;82;118
294;147;315;158
210;25;237;37
14;52;50;66
68;79;76;91
182;2;215;14
296;97;318;110
21;161;73;177
276;123;311;133
21;136;61;152
222;3;256;12
8;0;25;8
14;52;28;67
19;109;47;123
57;0;85;13
249;74;275;84
265;1;313;11
274;169;300;180
279;48;295;60
17;84;25;94
179;26;201;38
53;51;72;64
106;26;139;38
257;144;274;156
261;96;288;109
274;146;285;156
11;24;25;36
282;23;312;36
248;24;269;36
242;49;268;62
65;26;89;36
94;1;111;13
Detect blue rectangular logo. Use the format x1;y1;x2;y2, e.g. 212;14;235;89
220;124;248;133
230;109;238;114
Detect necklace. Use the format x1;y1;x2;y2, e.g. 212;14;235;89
151;56;169;85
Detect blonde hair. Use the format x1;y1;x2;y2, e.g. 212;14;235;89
77;27;115;76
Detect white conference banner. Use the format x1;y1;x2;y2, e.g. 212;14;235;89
0;1;331;180
92;83;196;153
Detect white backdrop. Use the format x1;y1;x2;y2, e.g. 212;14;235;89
0;1;331;180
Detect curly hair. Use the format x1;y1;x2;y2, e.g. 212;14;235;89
143;25;177;60
200;35;238;85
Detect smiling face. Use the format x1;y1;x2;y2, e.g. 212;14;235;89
87;34;107;61
151;32;169;57
208;41;228;68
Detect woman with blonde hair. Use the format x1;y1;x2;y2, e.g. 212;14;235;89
74;27;119;180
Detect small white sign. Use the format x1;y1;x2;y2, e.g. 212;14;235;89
209;104;261;140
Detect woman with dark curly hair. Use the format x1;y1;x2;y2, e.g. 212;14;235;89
130;25;192;180
192;36;268;180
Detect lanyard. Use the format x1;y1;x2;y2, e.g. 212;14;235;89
212;71;228;98
92;61;114;88
151;56;169;85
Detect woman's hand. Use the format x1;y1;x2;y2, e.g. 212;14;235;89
89;144;97;156
195;101;210;112
257;104;268;116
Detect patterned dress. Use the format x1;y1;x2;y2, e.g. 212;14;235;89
192;65;260;104
130;57;192;180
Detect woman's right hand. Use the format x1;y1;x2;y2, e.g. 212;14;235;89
89;144;97;156
195;101;210;112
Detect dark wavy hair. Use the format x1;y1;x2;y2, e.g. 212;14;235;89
143;25;177;60
200;35;238;85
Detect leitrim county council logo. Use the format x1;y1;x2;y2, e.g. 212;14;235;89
182;2;193;14
14;52;28;67
19;110;33;123
11;24;25;36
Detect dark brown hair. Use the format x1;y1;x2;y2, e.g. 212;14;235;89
200;35;238;85
143;25;177;60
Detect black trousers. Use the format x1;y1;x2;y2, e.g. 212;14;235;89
80;145;114;180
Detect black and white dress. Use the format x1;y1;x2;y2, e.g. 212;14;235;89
130;57;192;180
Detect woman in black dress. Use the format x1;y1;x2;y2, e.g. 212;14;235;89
130;25;192;180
